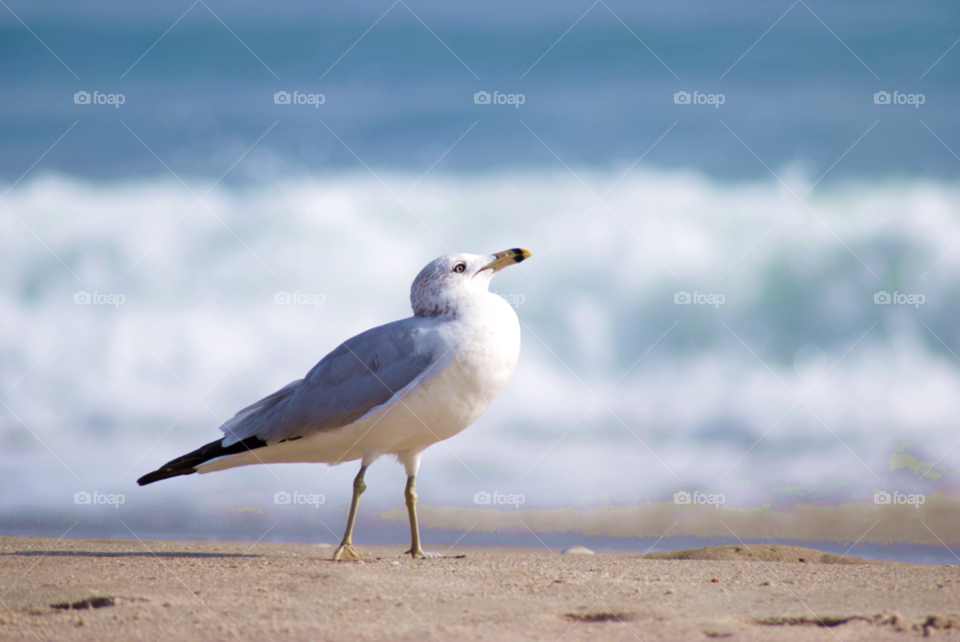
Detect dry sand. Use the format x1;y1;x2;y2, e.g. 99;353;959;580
0;536;957;641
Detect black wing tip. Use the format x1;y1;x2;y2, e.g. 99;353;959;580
136;436;268;487
137;468;197;486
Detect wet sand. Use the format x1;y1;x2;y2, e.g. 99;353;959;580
0;536;957;641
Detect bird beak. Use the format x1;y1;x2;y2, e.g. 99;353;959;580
479;248;532;274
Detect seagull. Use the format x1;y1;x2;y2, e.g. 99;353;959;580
138;248;531;560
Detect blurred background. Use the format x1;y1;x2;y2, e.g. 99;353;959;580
2;0;959;560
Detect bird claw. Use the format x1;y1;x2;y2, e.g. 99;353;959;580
333;543;365;561
401;549;440;559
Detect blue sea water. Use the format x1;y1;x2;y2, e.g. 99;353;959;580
1;1;959;180
1;1;959;557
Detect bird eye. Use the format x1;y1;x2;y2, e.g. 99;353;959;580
453;263;466;273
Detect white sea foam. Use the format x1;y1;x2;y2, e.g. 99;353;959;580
2;169;959;517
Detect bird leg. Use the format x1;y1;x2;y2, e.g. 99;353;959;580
333;466;367;561
403;475;430;558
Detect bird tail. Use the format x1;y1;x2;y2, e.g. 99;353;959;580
137;436;268;486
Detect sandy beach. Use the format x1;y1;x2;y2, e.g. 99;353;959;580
0;536;957;641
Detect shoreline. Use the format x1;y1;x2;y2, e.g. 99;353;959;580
3;508;958;565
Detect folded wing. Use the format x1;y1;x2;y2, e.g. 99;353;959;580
221;317;446;446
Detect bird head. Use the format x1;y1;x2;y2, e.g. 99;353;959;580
410;248;531;317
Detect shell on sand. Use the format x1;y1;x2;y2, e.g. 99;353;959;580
560;545;595;555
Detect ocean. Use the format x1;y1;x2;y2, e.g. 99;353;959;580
1;1;958;559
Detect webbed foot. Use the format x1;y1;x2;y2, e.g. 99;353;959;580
333;543;365;561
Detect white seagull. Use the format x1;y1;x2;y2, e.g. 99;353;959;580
139;248;531;560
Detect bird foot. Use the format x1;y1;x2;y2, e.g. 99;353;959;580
333;543;365;561
401;549;441;559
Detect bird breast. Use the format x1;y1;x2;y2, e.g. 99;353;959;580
394;292;522;446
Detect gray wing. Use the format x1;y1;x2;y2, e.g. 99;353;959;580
219;317;445;446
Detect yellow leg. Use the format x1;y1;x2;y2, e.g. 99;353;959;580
333;466;367;561
403;475;429;558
